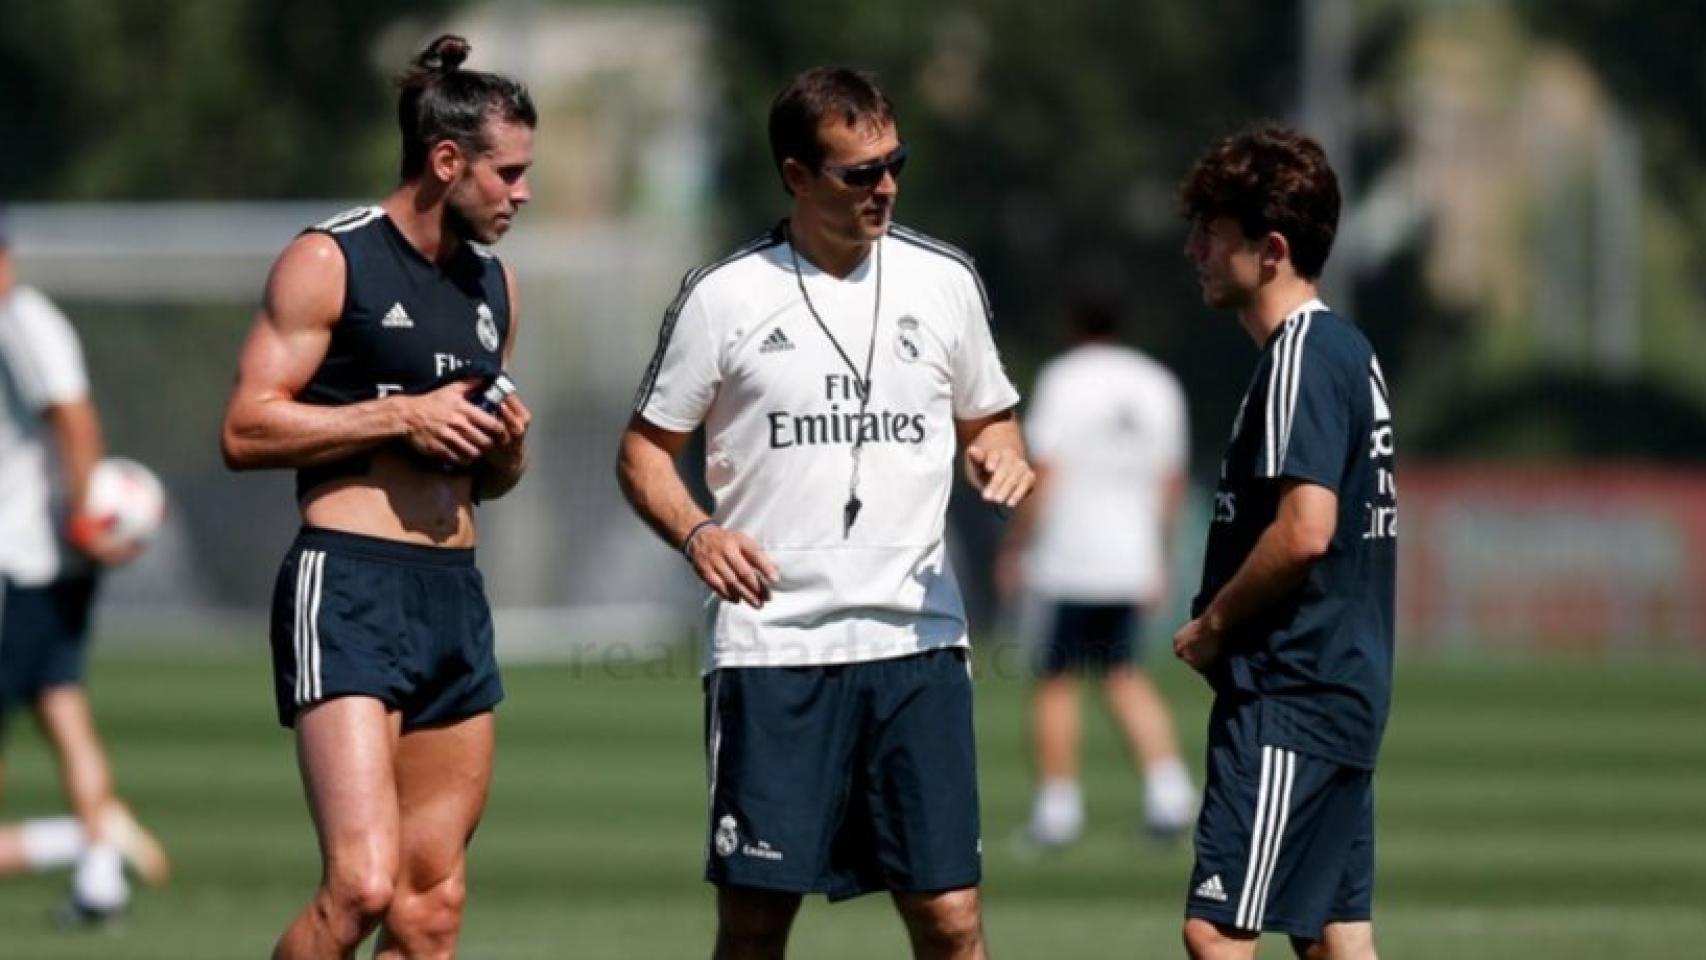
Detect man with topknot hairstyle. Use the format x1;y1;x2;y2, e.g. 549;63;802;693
222;35;537;959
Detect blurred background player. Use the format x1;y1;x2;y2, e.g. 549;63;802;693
220;36;534;960
0;207;171;922
998;291;1196;850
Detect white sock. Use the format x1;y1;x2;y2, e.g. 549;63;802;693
1144;758;1197;827
71;843;130;911
20;817;86;870
1030;778;1084;843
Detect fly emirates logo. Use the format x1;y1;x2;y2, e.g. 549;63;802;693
767;374;928;449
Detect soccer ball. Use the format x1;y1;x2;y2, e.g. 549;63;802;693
84;457;167;550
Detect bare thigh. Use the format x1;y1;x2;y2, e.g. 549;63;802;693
368;712;494;957
296;697;403;880
393;712;495;884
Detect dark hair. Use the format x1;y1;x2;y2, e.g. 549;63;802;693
768;66;896;193
1179;123;1340;279
396;34;537;180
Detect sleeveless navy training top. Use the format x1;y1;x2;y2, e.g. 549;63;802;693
295;205;511;498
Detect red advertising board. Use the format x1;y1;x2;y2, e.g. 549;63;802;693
1400;465;1706;654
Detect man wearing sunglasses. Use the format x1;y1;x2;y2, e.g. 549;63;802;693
618;66;1032;959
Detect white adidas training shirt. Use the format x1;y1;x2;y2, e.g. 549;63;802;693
0;285;89;586
1023;343;1186;603
636;223;1020;671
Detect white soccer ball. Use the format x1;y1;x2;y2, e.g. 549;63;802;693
85;457;167;549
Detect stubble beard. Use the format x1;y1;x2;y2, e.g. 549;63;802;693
1202;274;1254;312
854;204;891;245
445;190;503;246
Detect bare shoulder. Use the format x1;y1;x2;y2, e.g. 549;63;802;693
263;232;347;330
271;231;345;285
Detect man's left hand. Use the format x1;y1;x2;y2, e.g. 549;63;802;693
483;394;532;470
67;513;143;567
965;445;1035;509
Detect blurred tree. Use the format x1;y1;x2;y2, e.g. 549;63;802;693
1515;2;1706;193
1512;1;1706;376
0;0;463;200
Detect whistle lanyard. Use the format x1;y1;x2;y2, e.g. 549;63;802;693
787;225;883;537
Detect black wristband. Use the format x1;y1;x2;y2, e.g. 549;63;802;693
682;519;716;558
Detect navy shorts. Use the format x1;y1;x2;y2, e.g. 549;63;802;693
704;647;982;901
1030;599;1144;676
0;573;100;742
268;527;503;730
1185;693;1375;939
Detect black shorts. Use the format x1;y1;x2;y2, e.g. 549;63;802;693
268;527;502;730
0;573;100;741
1185;693;1375;939
704;647;982;901
1029;599;1144;676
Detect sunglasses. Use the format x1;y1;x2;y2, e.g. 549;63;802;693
821;144;909;189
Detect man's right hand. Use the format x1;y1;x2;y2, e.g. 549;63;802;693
67;513;144;567
685;524;779;608
399;379;508;466
1173;615;1226;673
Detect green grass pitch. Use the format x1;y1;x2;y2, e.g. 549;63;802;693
1;638;1701;958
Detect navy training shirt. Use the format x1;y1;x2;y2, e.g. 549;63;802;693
1191;299;1397;770
293;205;511;498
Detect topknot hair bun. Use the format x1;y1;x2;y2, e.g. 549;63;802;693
417;34;470;73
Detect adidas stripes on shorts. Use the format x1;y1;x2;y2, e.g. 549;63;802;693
268;526;502;730
1185;692;1375;940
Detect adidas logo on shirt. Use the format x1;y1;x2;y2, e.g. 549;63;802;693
1194;874;1228;903
381;302;414;329
758;327;794;354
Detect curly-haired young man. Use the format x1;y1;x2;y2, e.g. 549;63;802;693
1173;124;1397;960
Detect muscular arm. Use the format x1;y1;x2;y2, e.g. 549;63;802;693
955;408;1035;508
220;233;501;470
615;415;776;607
1174;479;1337;670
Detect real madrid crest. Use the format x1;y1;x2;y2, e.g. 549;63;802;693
475;303;500;353
713;815;739;858
894;315;922;363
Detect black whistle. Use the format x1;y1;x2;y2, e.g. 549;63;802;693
843;496;862;538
